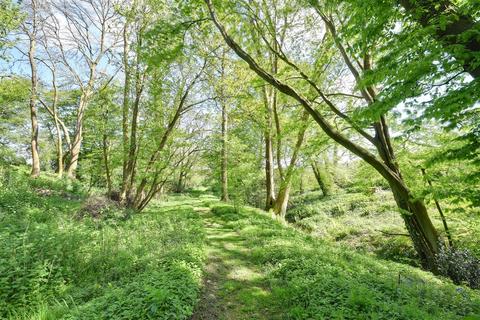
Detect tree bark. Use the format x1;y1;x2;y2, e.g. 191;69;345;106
311;161;332;197
102;132;112;195
264;129;276;210
273;182;290;219
399;0;480;78
51;75;63;177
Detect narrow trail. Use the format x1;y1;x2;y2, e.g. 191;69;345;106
191;206;274;320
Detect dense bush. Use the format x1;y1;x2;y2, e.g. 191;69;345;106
0;169;205;319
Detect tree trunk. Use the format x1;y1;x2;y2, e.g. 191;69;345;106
54;120;63;177
102;133;112;195
50;71;63;177
220;101;229;202
263;86;276;210
399;0;480;78
66;92;89;178
120;22;131;202
27;13;40;178
389;181;440;270
265;130;276;210
311;162;332;197
273;182;290;218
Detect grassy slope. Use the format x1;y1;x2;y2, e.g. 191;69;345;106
204;201;480;319
287;190;480;265
0;170;205;320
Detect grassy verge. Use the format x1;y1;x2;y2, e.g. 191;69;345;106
0;168;205;319
208;201;480;319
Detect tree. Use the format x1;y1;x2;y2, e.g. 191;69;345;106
46;0;121;178
19;0;41;177
204;0;442;271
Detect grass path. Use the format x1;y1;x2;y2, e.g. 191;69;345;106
191;205;275;320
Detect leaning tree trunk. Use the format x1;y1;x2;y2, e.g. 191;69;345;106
311;162;332;197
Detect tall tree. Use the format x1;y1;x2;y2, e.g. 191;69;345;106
204;0;441;271
20;0;41;177
46;0;121;178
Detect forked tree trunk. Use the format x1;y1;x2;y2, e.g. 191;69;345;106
272;110;309;217
122;36;145;202
66;92;90;178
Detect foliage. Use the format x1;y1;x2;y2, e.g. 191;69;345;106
0;0;21;51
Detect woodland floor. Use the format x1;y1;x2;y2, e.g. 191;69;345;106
2;171;479;320
191;205;277;320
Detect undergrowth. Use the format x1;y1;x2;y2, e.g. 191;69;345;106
0;168;205;319
287;190;480;267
